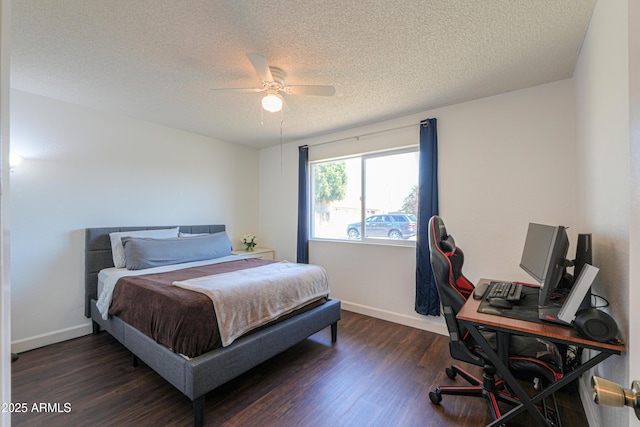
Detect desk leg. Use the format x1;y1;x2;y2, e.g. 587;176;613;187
466;326;550;426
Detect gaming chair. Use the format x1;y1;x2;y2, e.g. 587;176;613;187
427;215;564;423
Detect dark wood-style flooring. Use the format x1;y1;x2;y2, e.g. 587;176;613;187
12;311;587;426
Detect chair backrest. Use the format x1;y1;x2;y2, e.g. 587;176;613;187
428;215;480;364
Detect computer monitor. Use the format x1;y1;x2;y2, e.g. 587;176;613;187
519;223;570;307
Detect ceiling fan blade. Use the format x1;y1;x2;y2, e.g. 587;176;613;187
246;53;274;83
210;87;265;93
285;85;336;96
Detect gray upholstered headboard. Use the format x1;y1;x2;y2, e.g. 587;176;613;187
84;225;226;317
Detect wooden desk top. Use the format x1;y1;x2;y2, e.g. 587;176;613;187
457;279;625;353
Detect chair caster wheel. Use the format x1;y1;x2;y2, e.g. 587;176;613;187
429;388;442;404
445;367;457;379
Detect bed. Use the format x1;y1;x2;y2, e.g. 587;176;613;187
85;225;341;427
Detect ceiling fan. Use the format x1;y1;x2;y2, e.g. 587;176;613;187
212;53;336;113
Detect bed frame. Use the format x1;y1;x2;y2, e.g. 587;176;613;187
85;225;341;427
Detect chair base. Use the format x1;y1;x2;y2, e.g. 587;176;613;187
429;364;561;425
429;364;519;420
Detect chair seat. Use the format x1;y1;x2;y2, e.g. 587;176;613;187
478;331;563;384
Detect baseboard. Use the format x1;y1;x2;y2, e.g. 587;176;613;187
340;300;448;336
11;322;93;354
11;303;448;353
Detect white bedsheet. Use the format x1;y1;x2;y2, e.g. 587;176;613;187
96;254;254;320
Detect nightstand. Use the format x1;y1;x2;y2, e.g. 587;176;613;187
231;247;275;260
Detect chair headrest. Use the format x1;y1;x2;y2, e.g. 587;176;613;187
431;215;456;253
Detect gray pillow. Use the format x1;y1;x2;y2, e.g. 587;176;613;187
122;231;233;270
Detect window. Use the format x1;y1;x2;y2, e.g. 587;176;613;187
310;147;419;244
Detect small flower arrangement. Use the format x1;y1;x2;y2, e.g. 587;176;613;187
241;233;257;252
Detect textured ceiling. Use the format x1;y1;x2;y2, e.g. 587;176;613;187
11;0;595;149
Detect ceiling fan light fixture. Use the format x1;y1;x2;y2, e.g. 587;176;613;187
262;93;283;113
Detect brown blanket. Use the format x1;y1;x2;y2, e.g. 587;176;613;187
108;258;326;358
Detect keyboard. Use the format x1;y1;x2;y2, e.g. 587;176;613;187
487;281;523;302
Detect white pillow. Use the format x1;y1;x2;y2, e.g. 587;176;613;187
178;232;209;237
109;227;179;268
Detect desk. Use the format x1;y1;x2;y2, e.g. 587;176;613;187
457;279;625;426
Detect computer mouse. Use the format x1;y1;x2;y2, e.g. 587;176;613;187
489;298;513;309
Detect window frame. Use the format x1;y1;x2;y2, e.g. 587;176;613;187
309;145;419;247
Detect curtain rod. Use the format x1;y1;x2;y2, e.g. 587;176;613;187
305;122;421;149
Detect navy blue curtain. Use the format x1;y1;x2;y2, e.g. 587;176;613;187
415;118;440;316
296;145;309;263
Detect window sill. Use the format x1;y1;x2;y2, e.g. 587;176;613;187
310;237;416;249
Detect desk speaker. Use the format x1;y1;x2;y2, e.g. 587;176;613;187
574;308;618;342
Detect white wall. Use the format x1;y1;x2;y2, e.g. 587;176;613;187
574;1;635;426
260;78;577;334
628;1;640;426
9;90;260;352
1;0;12;424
